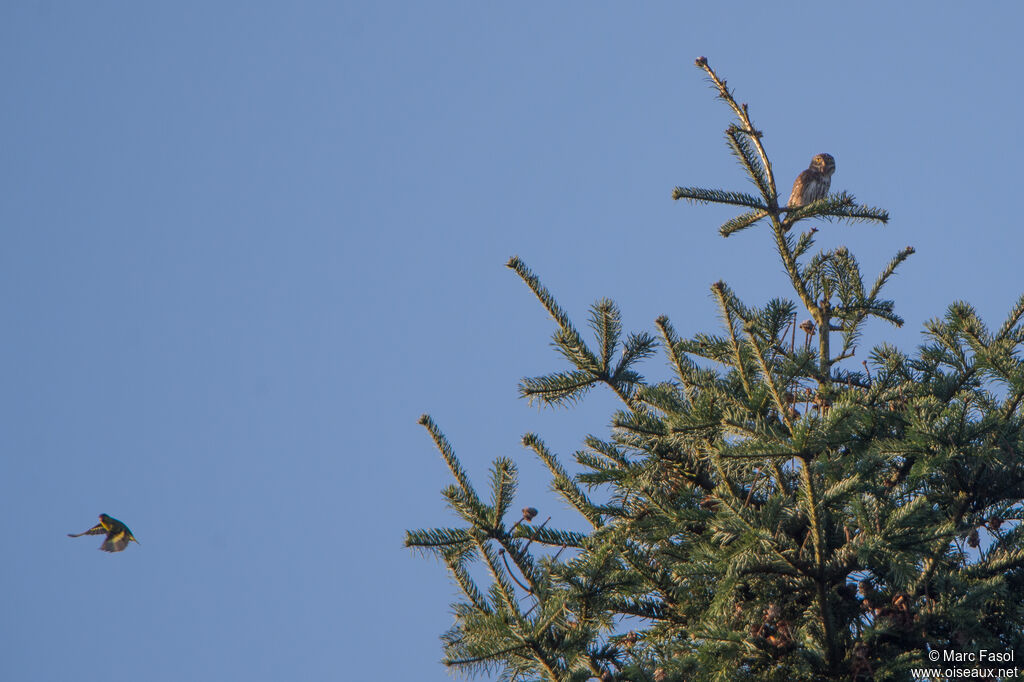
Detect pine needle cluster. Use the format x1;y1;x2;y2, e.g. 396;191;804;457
406;57;1024;681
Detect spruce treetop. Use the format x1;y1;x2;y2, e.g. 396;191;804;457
406;57;1024;681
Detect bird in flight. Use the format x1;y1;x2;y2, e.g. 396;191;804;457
68;514;139;552
787;153;835;208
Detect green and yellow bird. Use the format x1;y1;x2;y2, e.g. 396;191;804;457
68;514;139;552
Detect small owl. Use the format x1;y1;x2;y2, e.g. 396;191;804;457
787;153;835;208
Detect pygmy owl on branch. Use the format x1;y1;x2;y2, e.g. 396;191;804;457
787;153;835;208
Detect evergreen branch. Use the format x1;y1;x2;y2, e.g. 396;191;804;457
477;539;521;614
508;257;645;410
840;300;904;328
515;525;588;548
1002;388;1024;421
717;445;802;460
956;311;993;357
740;308;793;430
772;223;821;357
553;326;603;374
719;209;770;237
442;485;493;529
442;606;566;682
490;458;518;529
831;201;890;224
507;256;576;334
616;540;677;608
827;247;867;323
913;496;972;593
447;555;492;612
497;539;544;595
634;381;688;417
446;644;530;669
711;281;756;402
694;56;779;206
800;249;830;287
671;186;768;209
711;493;803;575
419;414;483;508
760;298;801;346
584;435;631;467
725;125;771;199
524;643;564;682
613;331;658;382
924;306;975;373
781;194;850;225
525;599;576;667
792;228;818;259
609;598;667;620
656;316;696;402
680;332;733;364
866;246;915;310
589;298;622;373
967;547;1024;577
614;408;669;438
508;256;601;372
404;527;473;552
996;292;1024;340
523;433;603;528
793;460;833;650
818;474;862;508
574;452;624;480
520;370;597;407
783;192;889;227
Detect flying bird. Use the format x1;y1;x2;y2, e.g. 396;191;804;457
787;153;835;208
68;514;139;552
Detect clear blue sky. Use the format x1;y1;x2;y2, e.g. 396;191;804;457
3;3;1022;680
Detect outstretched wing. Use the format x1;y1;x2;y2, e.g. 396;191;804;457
68;523;106;538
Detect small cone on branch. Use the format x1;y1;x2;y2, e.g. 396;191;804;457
967;528;980;549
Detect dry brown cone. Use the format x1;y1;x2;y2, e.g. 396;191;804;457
967;528;980;548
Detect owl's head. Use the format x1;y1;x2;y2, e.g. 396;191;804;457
810;153;835;176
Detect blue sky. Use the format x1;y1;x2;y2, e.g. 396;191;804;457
3;3;1023;680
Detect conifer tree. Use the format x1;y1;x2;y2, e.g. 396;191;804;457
405;57;1024;681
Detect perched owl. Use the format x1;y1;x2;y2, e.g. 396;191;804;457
787;153;835;208
68;513;139;552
